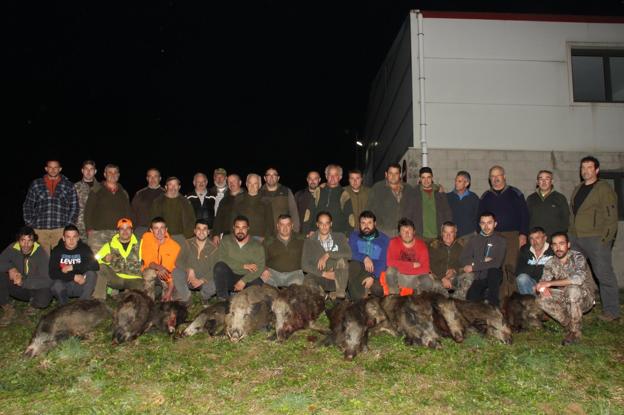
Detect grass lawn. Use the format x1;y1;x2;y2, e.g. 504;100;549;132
0;298;622;415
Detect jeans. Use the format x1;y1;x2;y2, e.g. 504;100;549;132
516;273;537;296
172;267;217;302
50;271;97;305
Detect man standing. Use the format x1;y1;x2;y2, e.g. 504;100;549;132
74;160;101;239
0;227;52;326
49;225;99;305
428;222;473;299
151;176;196;244
141;217;180;301
366;163;418;237
261;214;305;287
344;169;370;223
303;164;354;235
295;171;321;226
131;168;164;238
385;218;445;296
93;218;143;300
302;211;352;300
415;167;452;243
186;172;217;229
212;174;246;244
535;232;596;345
173;219;219;305
569;156;619;321
210;168;228;215
214;216;265;299
527;170;569;238
348;211;388;299
84;164;133;255
446;171;479;242
23;160;79;254
479;165;530;298
515;227;554;296
233;174;274;241
460;212;506;307
260;167;300;233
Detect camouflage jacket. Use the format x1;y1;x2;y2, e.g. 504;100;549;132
95;234;142;279
540;250;595;302
74;180;101;236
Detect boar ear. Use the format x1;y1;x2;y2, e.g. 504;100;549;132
366;319;376;328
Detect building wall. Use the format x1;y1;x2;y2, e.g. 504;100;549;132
401;146;624;286
363;18;414;184
411;14;624;153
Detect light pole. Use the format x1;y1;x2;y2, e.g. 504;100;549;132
355;139;364;170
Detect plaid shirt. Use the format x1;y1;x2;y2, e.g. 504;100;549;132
23;175;79;229
319;233;336;253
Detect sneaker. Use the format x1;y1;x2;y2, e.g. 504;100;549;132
561;332;581;346
598;313;620;322
0;304;15;327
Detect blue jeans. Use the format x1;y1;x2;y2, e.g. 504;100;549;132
50;271;97;305
516;273;537;296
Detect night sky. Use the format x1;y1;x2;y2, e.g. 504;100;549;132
6;1;624;247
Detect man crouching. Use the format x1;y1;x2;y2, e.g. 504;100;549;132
535;232;595;345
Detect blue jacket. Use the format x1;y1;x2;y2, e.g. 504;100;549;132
348;230;390;279
447;190;480;238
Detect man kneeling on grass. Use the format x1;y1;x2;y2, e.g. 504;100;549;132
535;232;595;345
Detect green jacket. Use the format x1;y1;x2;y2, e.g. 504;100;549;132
84;183;132;231
217;235;265;283
570;180;618;243
150;194;196;238
263;234;305;272
301;232;352;277
177;237;219;282
428;238;464;280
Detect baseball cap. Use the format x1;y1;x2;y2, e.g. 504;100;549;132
116;218;133;229
214;168;227;176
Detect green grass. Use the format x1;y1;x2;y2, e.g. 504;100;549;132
0;300;623;415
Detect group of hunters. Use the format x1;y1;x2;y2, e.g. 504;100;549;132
0;155;619;346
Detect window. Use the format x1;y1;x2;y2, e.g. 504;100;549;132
601;171;624;221
571;49;624;103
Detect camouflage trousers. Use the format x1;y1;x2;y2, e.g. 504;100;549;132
143;269;172;301
537;285;594;335
305;258;349;298
93;265;144;300
87;230;117;257
385;267;448;296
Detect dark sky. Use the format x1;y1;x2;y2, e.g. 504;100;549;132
6;0;624;246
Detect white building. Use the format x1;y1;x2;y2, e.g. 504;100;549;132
363;11;624;285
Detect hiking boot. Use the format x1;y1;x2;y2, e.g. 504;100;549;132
598;313;620;322
0;304;15;327
561;332;581;346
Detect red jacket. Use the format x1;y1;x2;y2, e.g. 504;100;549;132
386;236;430;275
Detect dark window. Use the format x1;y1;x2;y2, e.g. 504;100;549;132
601;172;624;221
571;49;624;103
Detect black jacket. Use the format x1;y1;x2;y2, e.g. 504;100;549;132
516;243;555;282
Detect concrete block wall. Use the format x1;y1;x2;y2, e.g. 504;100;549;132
401;147;624;287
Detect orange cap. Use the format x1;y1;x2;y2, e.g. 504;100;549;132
116;218;133;229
